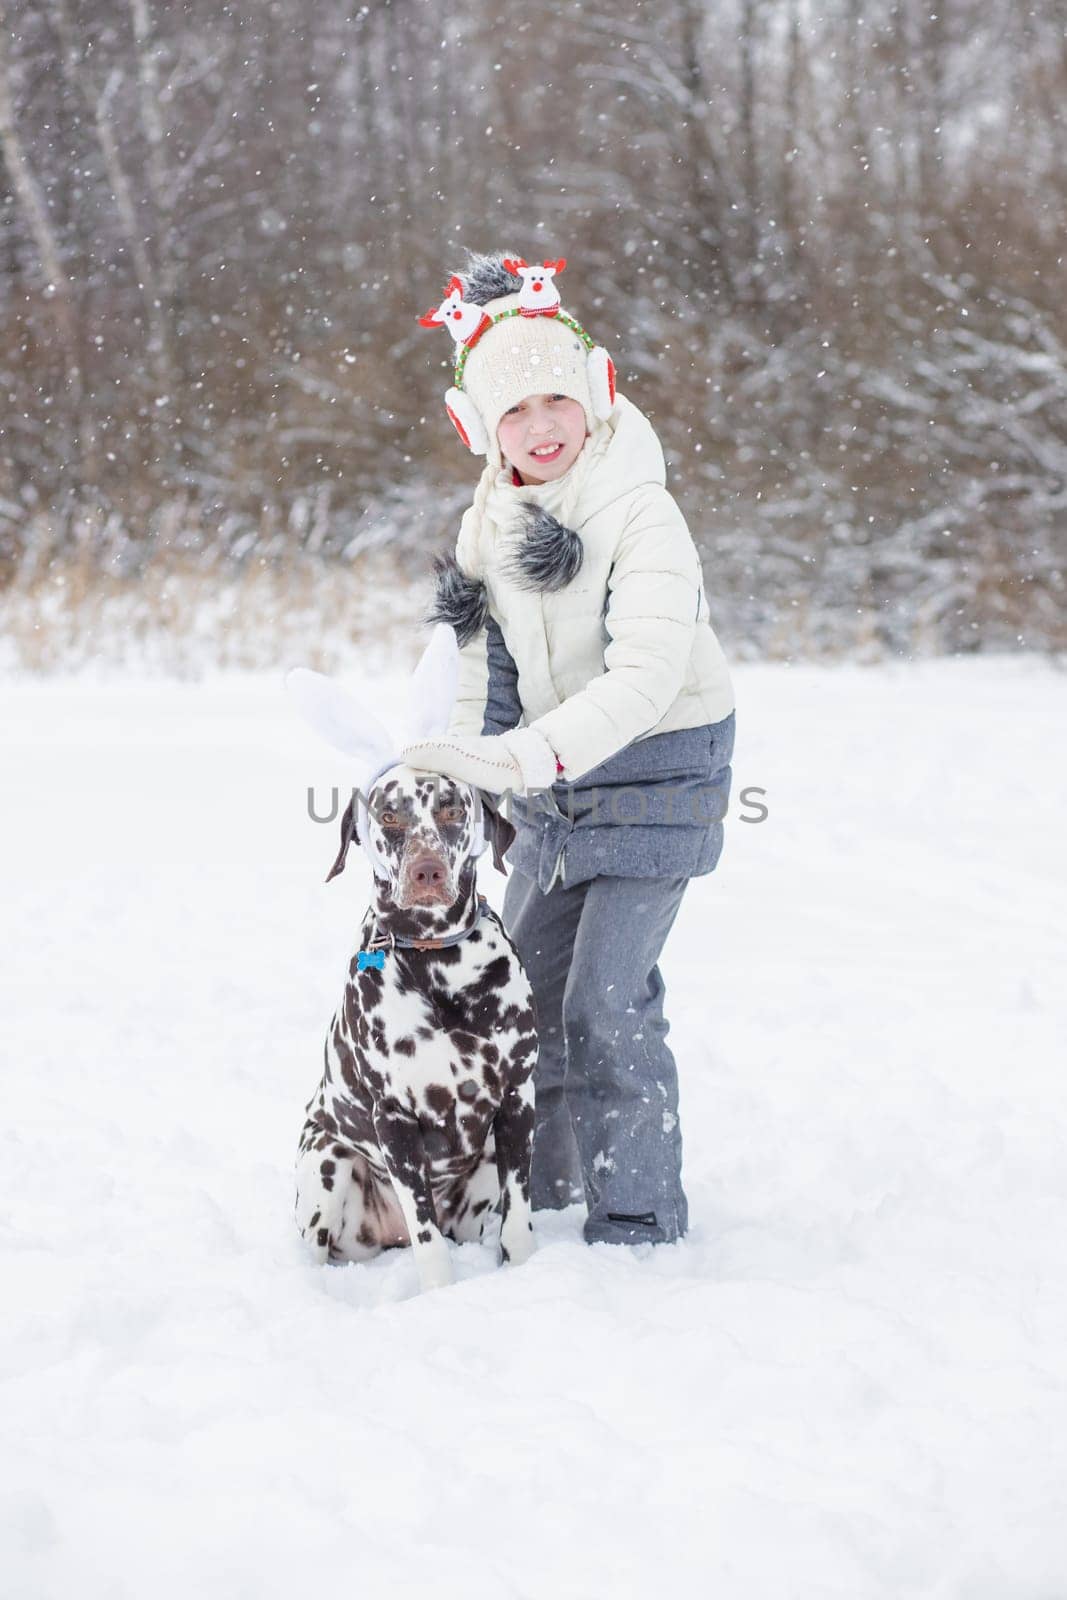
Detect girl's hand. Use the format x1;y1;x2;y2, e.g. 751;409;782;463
399;728;561;796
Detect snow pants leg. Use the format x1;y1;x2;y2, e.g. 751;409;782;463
501;866;691;1245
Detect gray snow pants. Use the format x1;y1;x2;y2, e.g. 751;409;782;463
501;866;691;1246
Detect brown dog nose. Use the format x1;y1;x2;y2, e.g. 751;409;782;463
409;855;447;888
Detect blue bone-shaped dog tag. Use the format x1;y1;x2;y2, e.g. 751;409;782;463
357;949;385;972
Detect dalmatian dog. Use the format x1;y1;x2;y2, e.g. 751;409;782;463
295;763;538;1292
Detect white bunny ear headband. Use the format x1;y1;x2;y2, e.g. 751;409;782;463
285;623;490;862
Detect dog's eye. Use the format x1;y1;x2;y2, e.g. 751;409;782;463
379;809;404;827
436;806;461;825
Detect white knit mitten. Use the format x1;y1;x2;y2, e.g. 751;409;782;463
399;728;560;796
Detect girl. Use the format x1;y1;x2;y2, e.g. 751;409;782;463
401;250;735;1247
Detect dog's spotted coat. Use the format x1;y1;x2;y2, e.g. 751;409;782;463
295;768;537;1290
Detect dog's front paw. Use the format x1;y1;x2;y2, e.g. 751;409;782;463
499;1218;536;1268
413;1243;454;1293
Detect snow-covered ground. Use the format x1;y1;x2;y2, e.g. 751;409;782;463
2;655;1065;1599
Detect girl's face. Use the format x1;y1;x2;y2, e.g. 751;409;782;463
497;393;588;484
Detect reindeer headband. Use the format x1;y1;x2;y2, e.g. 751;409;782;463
418;255;617;460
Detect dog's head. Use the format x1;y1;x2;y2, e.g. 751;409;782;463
286;630;512;911
325;764;515;908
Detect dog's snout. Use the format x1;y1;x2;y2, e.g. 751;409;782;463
409;855;447;888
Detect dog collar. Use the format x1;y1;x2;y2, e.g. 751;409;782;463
362;893;490;958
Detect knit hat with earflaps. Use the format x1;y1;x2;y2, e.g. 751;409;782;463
418;250;617;468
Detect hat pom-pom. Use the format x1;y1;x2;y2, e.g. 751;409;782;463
587;346;617;421
444;386;489;455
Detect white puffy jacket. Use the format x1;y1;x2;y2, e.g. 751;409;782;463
448;393;735;782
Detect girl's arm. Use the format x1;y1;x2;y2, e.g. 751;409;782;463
448;615;523;738
482;617;523;735
526;485;701;781
447;627;492;738
443;504;523;739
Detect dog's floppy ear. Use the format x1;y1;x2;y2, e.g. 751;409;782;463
326;793;360;883
478;789;516;874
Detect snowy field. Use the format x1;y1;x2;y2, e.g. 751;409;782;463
3;654;1066;1599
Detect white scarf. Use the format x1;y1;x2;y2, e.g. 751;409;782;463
468;419;615;571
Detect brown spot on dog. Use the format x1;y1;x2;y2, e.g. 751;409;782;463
425;1083;453;1116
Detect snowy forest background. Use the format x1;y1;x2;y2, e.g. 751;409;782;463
0;0;1063;670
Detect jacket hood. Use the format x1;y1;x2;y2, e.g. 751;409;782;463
577;393;667;522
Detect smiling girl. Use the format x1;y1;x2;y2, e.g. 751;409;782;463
497;391;589;482
401;249;736;1248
